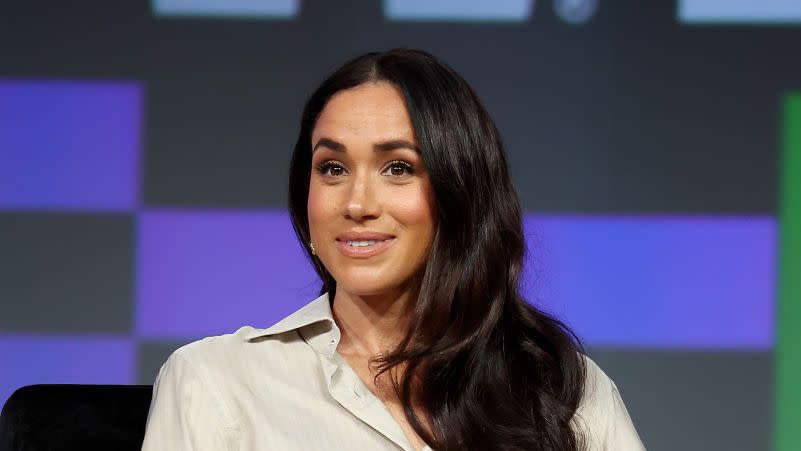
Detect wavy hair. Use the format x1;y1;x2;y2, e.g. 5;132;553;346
288;48;587;451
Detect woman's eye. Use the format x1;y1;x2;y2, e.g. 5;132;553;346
315;161;347;177
383;161;415;177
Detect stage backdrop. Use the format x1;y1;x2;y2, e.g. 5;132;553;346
1;1;799;450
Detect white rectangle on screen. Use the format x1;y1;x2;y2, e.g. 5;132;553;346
152;0;299;19
384;0;533;22
679;0;801;24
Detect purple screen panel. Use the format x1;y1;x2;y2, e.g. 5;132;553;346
136;210;318;339
0;79;142;211
136;209;774;348
0;336;135;407
524;215;775;349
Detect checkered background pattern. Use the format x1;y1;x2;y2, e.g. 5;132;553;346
1;2;799;450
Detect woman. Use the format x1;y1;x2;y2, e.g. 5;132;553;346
142;48;645;451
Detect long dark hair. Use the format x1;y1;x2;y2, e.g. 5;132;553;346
288;48;587;451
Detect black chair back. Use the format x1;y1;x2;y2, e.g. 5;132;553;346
0;384;153;451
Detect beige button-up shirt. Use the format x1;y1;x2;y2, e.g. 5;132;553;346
141;293;646;450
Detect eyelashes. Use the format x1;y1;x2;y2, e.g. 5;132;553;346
314;160;347;177
384;160;416;176
314;160;416;177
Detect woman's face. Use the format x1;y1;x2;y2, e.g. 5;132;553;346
308;82;436;298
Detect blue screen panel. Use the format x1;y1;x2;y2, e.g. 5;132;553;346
525;215;774;349
0;336;135;408
0;80;142;211
135;209;317;339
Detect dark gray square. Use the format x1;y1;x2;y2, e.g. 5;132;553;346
0;212;134;333
137;340;197;385
588;348;772;451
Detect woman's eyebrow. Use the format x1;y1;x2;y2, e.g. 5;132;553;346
312;138;420;154
373;139;419;153
312;137;345;153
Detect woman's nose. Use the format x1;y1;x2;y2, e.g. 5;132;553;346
344;173;380;221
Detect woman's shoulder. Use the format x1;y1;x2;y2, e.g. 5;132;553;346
579;354;613;398
165;325;307;374
171;326;272;358
159;294;337;386
575;354;646;450
150;326;314;398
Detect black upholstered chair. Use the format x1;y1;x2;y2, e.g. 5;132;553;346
0;385;153;450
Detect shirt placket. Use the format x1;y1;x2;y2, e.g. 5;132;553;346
317;347;414;451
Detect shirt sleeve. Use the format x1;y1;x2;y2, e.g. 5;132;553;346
576;357;646;451
141;350;238;451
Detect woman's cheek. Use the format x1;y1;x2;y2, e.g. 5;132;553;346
307;182;330;240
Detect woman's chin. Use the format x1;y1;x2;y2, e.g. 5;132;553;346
329;265;422;300
333;276;410;300
335;283;397;298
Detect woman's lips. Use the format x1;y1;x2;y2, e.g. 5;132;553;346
335;237;396;258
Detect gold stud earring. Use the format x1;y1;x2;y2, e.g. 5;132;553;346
309;241;316;255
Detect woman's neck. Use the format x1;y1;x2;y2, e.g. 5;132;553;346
331;288;415;358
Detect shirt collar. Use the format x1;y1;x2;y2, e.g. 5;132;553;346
246;292;341;355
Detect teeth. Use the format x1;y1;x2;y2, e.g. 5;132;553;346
347;240;381;247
